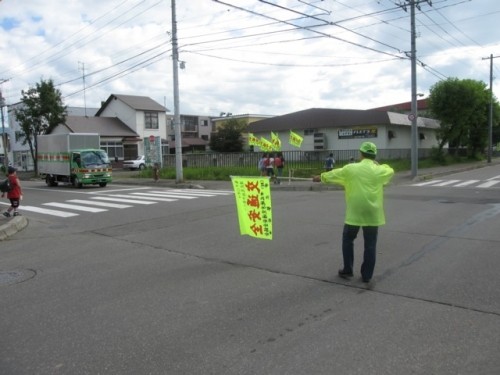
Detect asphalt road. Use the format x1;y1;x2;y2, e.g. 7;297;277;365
1;165;500;374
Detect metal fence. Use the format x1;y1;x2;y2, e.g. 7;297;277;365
162;148;434;169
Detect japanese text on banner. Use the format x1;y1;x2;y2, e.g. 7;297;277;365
231;176;273;240
289;130;303;148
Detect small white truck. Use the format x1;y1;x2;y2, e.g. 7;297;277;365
38;133;112;188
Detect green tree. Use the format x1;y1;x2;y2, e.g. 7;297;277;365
428;77;499;157
209;118;246;152
14;79;66;173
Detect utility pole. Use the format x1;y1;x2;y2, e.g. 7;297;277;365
482;54;499;163
399;0;432;179
171;0;183;182
0;78;10;170
78;61;88;117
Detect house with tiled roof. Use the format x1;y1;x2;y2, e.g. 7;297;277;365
50;115;141;162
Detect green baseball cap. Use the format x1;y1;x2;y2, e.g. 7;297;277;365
359;141;377;155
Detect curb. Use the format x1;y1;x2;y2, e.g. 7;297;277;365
0;216;29;241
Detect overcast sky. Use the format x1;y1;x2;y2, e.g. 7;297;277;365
1;0;499;118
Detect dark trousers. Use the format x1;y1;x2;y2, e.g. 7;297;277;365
342;224;378;280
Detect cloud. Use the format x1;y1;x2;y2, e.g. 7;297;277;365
1;0;499;116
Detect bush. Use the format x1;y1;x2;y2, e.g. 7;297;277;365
430;147;446;164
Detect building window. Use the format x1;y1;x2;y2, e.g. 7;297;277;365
182;116;197;132
201;120;208;126
145;112;159;129
101;141;124;158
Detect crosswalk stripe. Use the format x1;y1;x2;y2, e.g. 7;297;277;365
102;194;177;202
167;189;233;195
19;205;79;217
476;180;500;188
67;199;133;209
157;190;217;197
453;180;480;187
43;202;108;213
431;180;460;186
410;179;500;189
92;196;156;204
130;192;194;200
411;180;444;186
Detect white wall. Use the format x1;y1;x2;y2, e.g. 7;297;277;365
252;123;439;152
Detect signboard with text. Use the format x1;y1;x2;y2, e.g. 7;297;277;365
338;127;378;139
144;136;162;167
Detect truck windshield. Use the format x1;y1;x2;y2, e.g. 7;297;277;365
81;150;110;168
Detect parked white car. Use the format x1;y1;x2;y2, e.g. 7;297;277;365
122;155;146;170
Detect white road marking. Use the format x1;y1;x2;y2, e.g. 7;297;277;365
91;187;151;194
101;194;176;202
477;180;500;188
157;190;217;197
132;192;197;199
67;199;132;209
18;205;79;217
167;189;233;195
432;180;461;186
453;180;480;187
411;180;444;186
43;202;107;212
92;196;156;204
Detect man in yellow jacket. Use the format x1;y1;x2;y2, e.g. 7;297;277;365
313;142;394;283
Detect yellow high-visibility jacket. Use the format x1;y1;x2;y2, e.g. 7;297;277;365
320;159;394;226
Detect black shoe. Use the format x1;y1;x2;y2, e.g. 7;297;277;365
338;269;353;279
362;278;371;283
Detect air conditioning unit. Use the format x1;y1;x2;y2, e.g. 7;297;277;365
313;133;327;150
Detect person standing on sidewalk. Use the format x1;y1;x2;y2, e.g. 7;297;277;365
325;153;335;171
2;166;23;217
274;152;284;184
265;153;276;183
312;142;394;283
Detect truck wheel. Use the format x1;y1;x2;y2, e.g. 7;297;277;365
99;182;107;187
72;177;83;188
45;175;58;187
139;164;145;170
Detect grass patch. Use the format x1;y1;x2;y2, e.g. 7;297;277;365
135;155;484;181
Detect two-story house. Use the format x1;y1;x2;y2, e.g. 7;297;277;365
95;94;168;159
165;113;211;154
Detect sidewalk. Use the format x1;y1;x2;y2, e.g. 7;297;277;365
2;158;499;240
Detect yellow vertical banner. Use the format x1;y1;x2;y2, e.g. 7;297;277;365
271;132;281;151
260;137;274;152
289;130;303;148
248;133;259;146
231;176;273;240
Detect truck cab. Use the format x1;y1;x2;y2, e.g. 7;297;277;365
68;149;112;188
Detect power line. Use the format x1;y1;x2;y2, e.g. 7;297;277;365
212;0;406;60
